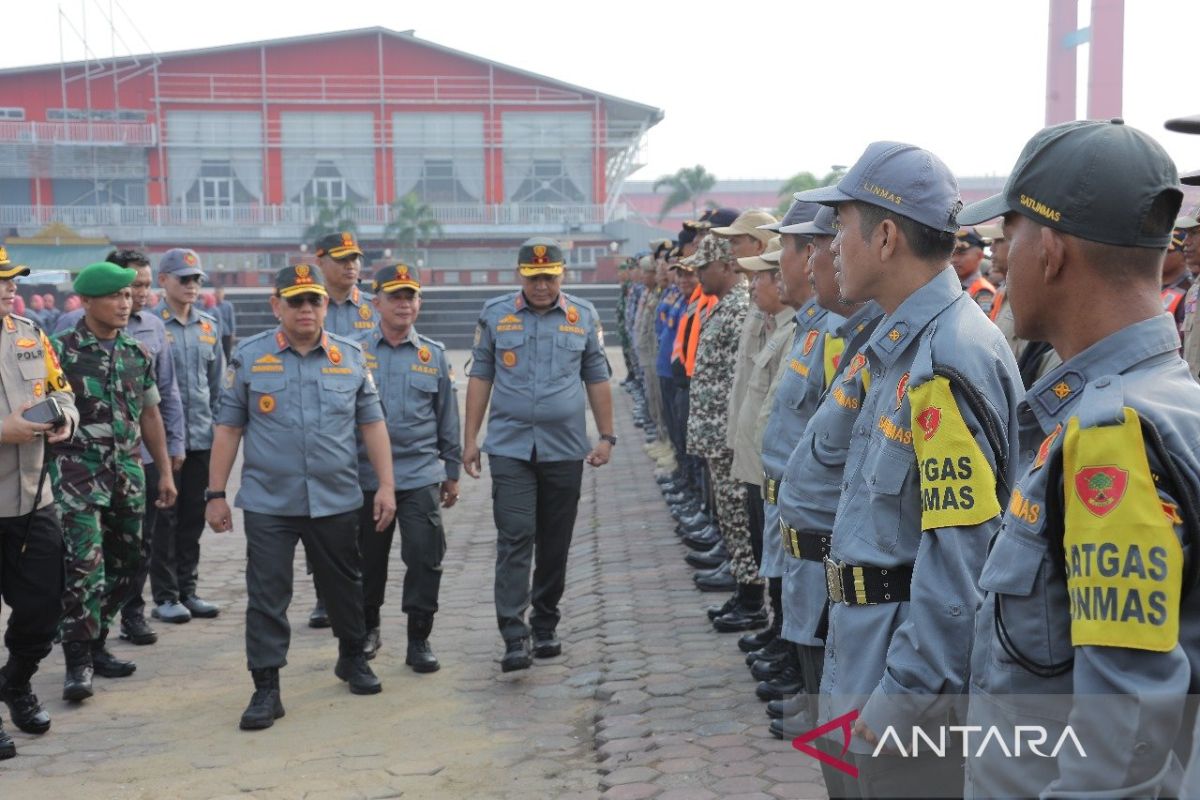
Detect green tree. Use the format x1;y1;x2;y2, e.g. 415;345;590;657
302;198;359;246
775;167;847;216
385;192;444;260
653;165;717;221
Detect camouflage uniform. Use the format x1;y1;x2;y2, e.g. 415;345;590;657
687;279;756;584
51;321;160;644
615;276;635;376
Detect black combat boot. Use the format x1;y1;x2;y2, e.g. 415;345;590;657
335;639;382;694
239;668;284;731
90;630;136;678
0;718;13;760
363;605;381;661
62;641;94;702
0;658;51;734
405;613;440;673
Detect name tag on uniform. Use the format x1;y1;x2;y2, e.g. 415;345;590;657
355;321;374;329
558;325;585;335
199;335;217;345
410;364;439;376
322;366;353;375
251;364;284;373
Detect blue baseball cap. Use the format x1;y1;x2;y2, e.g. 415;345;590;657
781;205;837;236
761;200;821;232
793;141;962;234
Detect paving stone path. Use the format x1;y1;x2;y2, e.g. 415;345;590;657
0;350;826;799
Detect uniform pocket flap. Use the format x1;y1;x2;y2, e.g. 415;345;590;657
978;528;1046;597
249;375;286;393
556;334;586;351
867;446;911;496
410;374;439;392
496;332;525;349
321;377;358;392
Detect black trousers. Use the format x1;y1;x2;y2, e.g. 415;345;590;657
124;459;161;619
357;485;446;627
220;335;233;360
0;506;65;665
489;454;583;640
745;482;764;568
660;375;685;462
243;510;365;670
150;449;209;605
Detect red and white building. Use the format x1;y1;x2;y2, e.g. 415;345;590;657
0;27;662;285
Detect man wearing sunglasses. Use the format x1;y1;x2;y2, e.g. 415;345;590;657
206;265;395;730
307;231;379;628
151;249;224;625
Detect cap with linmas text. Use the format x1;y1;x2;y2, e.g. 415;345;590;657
276;264;328;298
518;237;565;277
959;119;1182;249
794;141;962;234
74;261;136;297
315;231;363;260
0;245;30;280
373;263;421;293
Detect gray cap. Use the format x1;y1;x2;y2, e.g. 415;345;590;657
759;200;821;232
960;119;1182;249
159;248;204;277
793;141;962;233
781;205;837;236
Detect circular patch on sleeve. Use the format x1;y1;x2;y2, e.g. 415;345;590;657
258;395;276;414
501;351;518;368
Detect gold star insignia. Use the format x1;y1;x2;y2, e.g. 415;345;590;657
887;329;901;342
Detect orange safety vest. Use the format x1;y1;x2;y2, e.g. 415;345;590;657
672;285;717;377
1163;286;1187;316
988;286;1006;322
967;275;997;302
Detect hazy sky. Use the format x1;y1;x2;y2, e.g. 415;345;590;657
4;0;1197;182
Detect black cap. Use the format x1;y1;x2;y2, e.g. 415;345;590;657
314;231;363;259
373;263;421;293
960;119;1182;249
276;264;327;298
706;207;740;229
518;237;565;276
678;226;697;246
955;229;986;250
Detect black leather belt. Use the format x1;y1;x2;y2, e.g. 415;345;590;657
823;559;912;606
763;474;781;504
778;520;830;562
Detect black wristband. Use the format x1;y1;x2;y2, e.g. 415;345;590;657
204;489;227;502
600;434;618;446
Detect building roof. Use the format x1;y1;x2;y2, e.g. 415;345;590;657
0;26;663;124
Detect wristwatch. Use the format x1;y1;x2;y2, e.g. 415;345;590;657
599;434;618;446
203;489;227;503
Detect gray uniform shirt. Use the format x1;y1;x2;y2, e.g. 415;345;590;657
153;302;223;451
776;303;883;646
57;307;185;461
324;287;379;344
215;328;383;518
357;326;461;492
468;290;609;462
821;267;1021;752
759;299;830;483
968;313;1200;799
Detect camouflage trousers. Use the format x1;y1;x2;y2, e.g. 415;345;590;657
706;450;761;585
57;475;146;644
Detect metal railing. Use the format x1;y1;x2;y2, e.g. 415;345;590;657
0;121;156;146
0;202;619;229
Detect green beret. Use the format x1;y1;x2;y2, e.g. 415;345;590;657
74;261;136;297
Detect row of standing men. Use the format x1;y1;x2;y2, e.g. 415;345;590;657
619;119;1200;798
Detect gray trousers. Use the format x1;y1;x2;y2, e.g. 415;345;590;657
357;485;446;626
490;455;583;640
243;510;365;670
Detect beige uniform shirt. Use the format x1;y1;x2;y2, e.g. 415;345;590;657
732;308;797;485
1183;281;1200;381
724;290;765;452
992;293;1026;360
0;314;79;515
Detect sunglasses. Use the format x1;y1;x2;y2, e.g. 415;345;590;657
283;294;325;308
177;274;204;285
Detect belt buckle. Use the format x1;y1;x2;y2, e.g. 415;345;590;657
824;557;845;604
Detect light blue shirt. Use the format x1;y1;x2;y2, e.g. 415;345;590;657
153;301;223;451
323;287;378;344
357;326;461;492
968;314;1200;799
215;328;383;518
468;290;609;462
819;267;1022;753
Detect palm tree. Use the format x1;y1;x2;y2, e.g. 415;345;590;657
302;198;358;245
385;193;444;260
653;165;717;221
776;167;846;216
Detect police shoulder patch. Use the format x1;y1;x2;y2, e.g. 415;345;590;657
1061;408;1182;652
908;375;1001;530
